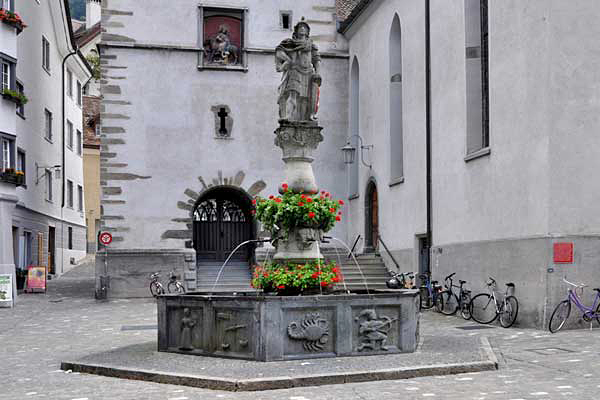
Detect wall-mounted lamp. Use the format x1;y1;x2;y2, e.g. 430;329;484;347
35;163;62;184
341;134;373;168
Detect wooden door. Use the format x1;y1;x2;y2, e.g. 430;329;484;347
48;227;55;274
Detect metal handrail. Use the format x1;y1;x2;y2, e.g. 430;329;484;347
377;235;401;271
348;235;362;258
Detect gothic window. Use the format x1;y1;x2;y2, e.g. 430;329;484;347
222;200;246;222
199;6;248;70
349;56;360;199
389;14;404;184
464;0;490;159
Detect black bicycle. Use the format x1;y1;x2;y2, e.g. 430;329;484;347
436;273;472;319
470;277;518;328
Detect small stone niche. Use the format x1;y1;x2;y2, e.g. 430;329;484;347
211;105;233;139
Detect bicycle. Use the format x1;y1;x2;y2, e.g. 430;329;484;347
149;272;165;297
418;272;444;312
167;271;186;294
548;276;600;333
436;272;472;319
386;271;416;289
470;277;518;327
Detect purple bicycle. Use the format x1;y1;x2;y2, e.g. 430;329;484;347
548;276;600;333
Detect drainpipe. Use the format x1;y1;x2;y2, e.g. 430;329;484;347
61;49;78;274
425;0;433;272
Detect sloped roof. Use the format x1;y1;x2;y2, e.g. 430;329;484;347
336;0;362;21
74;21;101;48
338;0;374;34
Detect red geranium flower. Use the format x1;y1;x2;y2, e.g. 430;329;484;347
339;200;344;205
329;208;335;213
277;285;285;289
311;272;319;279
252;199;256;205
336;216;341;221
298;202;304;207
275;198;282;203
301;194;306;199
269;195;274;199
308;212;315;218
320;281;328;287
306;197;313;203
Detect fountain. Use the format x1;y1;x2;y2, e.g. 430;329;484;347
157;19;419;361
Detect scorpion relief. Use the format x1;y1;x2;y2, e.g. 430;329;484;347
287;313;330;352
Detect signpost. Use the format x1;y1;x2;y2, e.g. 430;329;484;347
99;232;113;246
0;274;13;308
98;232;112;300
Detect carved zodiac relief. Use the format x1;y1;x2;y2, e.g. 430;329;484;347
355;309;396;352
217;312;249;352
287;313;329;352
179;308;197;351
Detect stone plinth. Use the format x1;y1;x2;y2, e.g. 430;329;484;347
158;290;420;362
274;121;323;195
0;188;18;308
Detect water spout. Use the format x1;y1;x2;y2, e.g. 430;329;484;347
210;239;271;293
329;237;370;295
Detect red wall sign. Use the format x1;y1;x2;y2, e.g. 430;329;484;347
553;242;574;264
99;232;113;246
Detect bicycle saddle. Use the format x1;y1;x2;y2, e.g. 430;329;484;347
459;280;467;284
506;282;515;287
445;272;456;280
594;288;600;292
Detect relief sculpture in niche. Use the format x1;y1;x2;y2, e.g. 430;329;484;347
179;308;197;351
204;24;239;65
217;312;249;351
355;309;396;352
287;313;329;352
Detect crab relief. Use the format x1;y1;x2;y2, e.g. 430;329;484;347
287;313;330;352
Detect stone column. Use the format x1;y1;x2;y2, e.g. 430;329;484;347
273;121;324;262
0;186;18;307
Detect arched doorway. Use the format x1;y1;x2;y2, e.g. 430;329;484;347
192;186;254;262
364;180;379;252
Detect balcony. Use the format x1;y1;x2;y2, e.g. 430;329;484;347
0;9;27;34
0;169;25;187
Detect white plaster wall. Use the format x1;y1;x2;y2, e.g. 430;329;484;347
101;48;349;249
0;23;17;136
12;0;90;273
344;0;428;254
546;0;600;235
103;0;346;52
430;0;551;246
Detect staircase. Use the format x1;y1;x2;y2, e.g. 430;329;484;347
195;260;254;293
322;249;390;291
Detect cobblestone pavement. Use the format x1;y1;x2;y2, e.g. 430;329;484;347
1;264;599;400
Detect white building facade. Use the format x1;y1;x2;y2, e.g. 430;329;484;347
0;0;91;303
341;0;600;329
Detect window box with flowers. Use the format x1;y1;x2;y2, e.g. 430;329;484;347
0;9;27;33
2;88;27;106
0;168;25;186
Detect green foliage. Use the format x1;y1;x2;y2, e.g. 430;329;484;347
69;0;86;21
251;260;343;292
86;54;101;80
2;89;28;105
254;185;344;236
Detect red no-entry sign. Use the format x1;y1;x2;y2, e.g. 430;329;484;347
99;232;113;246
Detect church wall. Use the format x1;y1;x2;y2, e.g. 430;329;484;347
344;0;428;268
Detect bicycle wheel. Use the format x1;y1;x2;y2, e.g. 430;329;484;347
499;295;519;328
548;300;571;333
460;293;472;320
420;287;433;309
168;281;185;294
438;290;459;315
149;281;162;297
434;291;444;313
470;293;497;324
596;301;600;325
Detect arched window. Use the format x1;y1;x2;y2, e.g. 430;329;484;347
349;56;360;198
389;14;404;182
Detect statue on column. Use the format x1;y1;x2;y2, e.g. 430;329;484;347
275;19;321;122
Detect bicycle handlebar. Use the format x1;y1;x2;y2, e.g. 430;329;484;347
445;272;456;281
563;276;586;289
487;277;497;286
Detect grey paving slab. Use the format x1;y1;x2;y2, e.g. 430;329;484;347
1;263;600;399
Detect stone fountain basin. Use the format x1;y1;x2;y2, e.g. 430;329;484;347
157;290;420;362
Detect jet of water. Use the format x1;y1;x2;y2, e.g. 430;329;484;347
210;239;271;293
329;237;370;295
